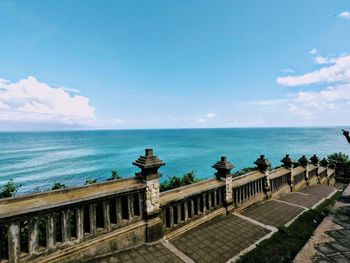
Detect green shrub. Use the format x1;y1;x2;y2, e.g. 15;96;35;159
160;171;200;192
0;180;21;198
107;170;122;181
85;178;97;185
51;182;67;190
327;152;350;165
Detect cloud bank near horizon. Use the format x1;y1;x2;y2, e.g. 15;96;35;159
0;76;96;127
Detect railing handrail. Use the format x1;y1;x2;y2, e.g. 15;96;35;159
159;178;225;207
0;177;144;221
232;171;265;188
293;166;306;175
268;167;290;180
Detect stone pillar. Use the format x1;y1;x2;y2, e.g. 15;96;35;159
28;217;39;255
133;148;165;242
8;222;20;263
281;154;294;191
212;156;234;213
254;155;271;199
310;154;320;184
298;155;309;184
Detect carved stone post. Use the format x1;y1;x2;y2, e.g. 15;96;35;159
254;155;271;200
281;154;294;192
298;155;309;184
212;156;234;214
310;154;320;184
133;148;165;242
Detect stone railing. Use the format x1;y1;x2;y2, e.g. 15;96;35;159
232;171;266;209
0;149;337;263
269;168;291;194
160;179;225;234
0;178;145;263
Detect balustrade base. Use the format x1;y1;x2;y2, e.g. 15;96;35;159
145;215;164;243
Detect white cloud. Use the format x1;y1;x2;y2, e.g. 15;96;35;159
276;51;350;120
308;48;318;55
281;68;295;74
314;55;338;65
206;112;217;118
277;54;350;86
338;11;350;19
251;99;287;106
0;76;95;125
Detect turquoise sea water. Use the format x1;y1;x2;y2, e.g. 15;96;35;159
0;128;349;194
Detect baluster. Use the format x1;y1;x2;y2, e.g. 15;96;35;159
169;206;174;228
197;196;201;214
202;193;207;214
76;208;84;240
184;202;189;222
89;204;97;236
46;214;55;249
115;198;122;225
8;222;20;262
61;211;70;242
138;192;144;218
213;191;217;207
128;195;134;220
28;217;39;255
176;205;182;224
190;199;194;218
102;201;111;232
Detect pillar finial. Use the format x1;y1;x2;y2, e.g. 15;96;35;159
298;155;309;167
212;156;234;178
133;148;165;180
281;154;294;168
254;155;271;172
310;154;320;165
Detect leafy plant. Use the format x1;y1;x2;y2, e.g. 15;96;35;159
0;180;21;198
51;182;67;190
107;170;122;181
85;178;97;185
160;171;200;192
327;152;350;165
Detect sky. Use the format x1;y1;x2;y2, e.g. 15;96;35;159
1;0;350;131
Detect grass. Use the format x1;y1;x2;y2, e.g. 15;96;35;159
238;191;342;263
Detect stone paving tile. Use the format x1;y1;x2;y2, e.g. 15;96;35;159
171;214;270;263
278;192;321;208
240;200;305;227
299;184;336;198
278;185;336;208
87;243;184;263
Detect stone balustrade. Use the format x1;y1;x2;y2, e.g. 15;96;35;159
0;150;337;263
0;178;145;263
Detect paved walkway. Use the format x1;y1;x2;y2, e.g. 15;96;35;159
91;185;338;263
295;184;350;263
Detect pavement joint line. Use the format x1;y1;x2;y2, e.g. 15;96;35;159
227;229;278;263
311;189;338;210
273;199;309;210
160;239;196;263
233;212;278;232
284;209;308;227
293;192;310;196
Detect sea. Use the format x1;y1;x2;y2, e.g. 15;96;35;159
0;127;349;194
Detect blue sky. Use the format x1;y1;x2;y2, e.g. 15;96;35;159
0;0;350;130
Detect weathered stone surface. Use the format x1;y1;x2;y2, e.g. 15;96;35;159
145;179;160;216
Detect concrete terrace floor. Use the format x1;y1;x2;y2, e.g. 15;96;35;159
89;185;338;263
